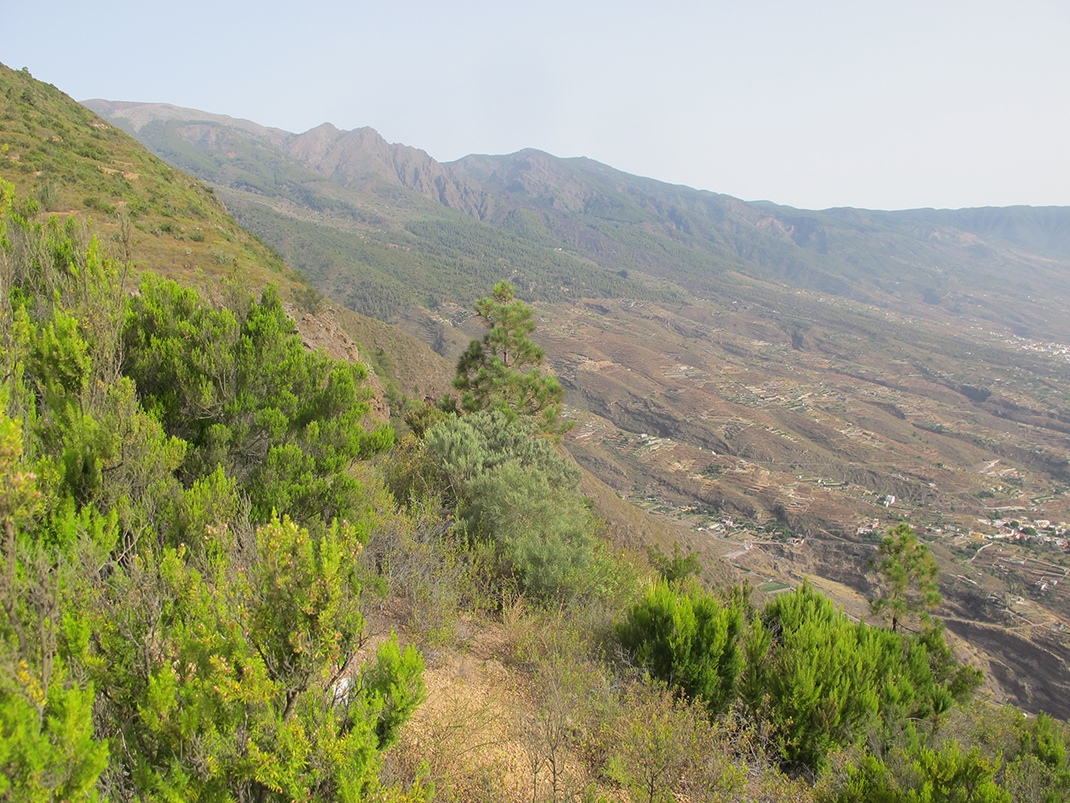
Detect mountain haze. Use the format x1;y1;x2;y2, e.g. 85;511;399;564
86;99;1070;341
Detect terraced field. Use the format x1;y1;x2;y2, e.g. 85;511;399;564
523;290;1070;716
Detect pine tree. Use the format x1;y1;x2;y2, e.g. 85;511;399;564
870;524;941;633
453;281;567;435
617;581;744;715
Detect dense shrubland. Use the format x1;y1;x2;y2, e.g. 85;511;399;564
1;187;1068;801
0;184;423;801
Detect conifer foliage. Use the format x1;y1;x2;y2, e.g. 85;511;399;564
619;576;983;776
453;281;566;435
1;169;1064;799
870;523;942;633
0;185;425;800
617;581;744;715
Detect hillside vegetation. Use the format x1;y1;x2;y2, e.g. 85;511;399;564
2;64;1069;800
2;190;1067;799
0;66;299;288
84;94;1070;719
85;98;1070;342
85;100;660;320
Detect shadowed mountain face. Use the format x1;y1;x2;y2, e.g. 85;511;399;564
83;99;1070;717
85;100;494;218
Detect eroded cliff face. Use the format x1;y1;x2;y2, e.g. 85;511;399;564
285;123;494;217
85;100;497;219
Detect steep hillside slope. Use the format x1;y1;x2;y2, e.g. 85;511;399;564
87;99;1070;345
84;100;649;319
20;65;1070;802
83;97;1070;718
1;67;297;286
1;67;449;404
452;150;1070;342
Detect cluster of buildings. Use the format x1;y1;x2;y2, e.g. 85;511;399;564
851;516;1070;552
973;517;1070;549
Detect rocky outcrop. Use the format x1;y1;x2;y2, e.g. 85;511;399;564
285;124;494;218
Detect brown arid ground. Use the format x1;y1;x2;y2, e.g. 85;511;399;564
367;607;818;803
381;620;540;801
523;293;1070;720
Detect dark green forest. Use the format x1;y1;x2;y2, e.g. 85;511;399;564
2;178;1069;800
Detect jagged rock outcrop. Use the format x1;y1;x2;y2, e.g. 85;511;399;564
285;123;494;217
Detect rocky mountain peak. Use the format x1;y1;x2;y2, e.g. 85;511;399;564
281;123;491;217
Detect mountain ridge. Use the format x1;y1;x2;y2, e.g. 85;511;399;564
7;62;1070;801
85;97;1070;342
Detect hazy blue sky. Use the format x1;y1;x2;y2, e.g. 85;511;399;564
3;1;1067;210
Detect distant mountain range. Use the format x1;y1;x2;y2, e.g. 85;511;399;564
84;99;1070;342
6;60;1070;797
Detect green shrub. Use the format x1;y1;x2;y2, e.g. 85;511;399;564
743;583;979;774
617;581;744;715
461;460;595;599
